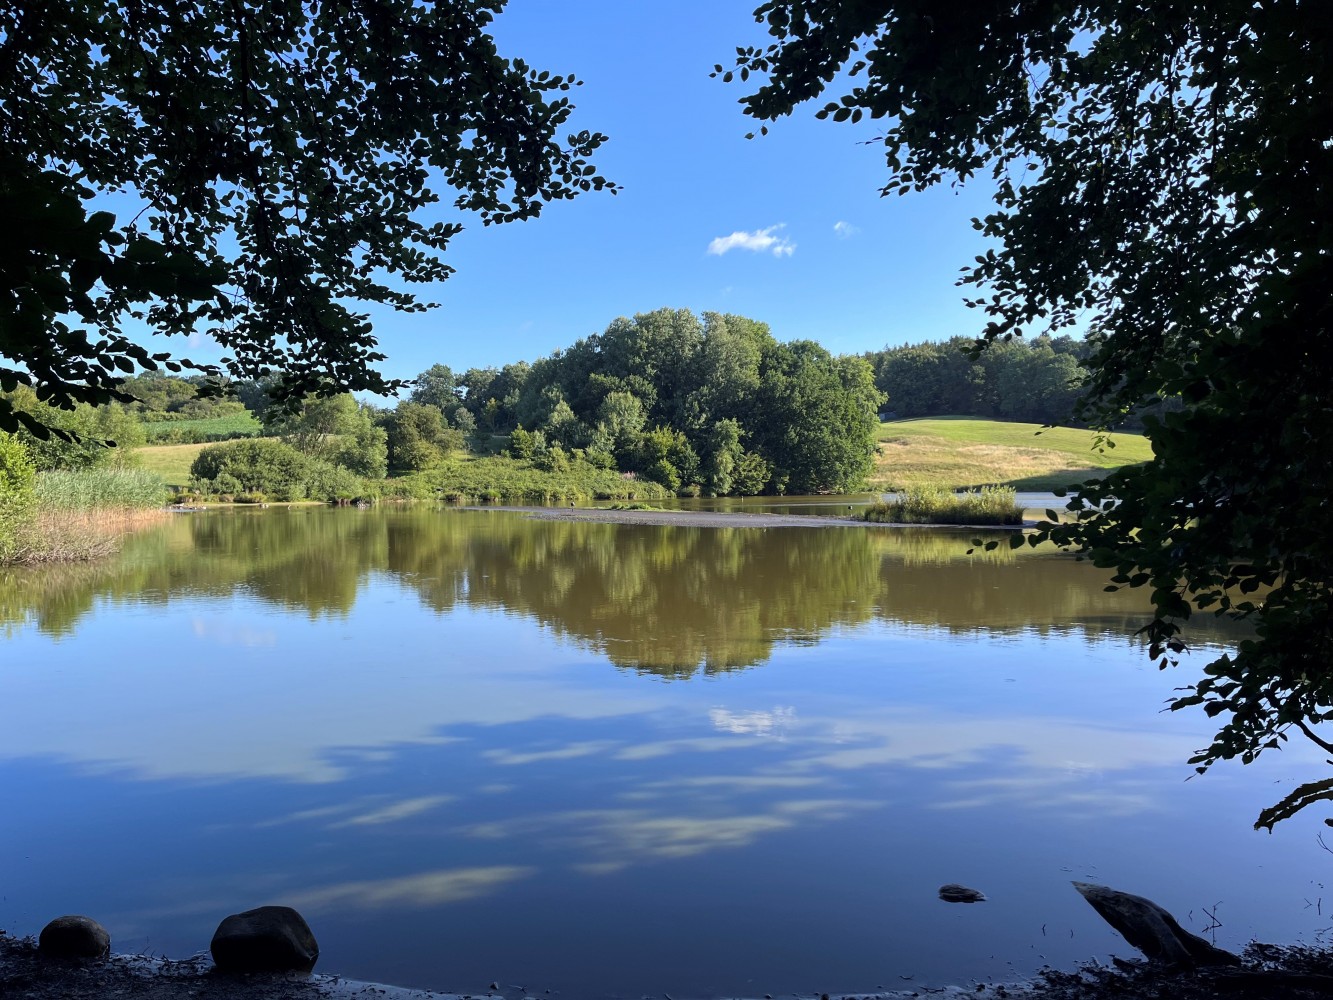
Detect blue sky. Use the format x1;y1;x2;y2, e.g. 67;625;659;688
201;3;1000;385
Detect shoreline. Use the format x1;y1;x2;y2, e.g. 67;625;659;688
6;932;1332;1000
465;505;1029;530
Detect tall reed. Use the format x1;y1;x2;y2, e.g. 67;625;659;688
860;484;1023;526
34;468;167;511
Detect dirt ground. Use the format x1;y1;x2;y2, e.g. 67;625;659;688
7;931;1333;1000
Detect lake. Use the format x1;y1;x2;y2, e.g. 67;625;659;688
1;506;1329;998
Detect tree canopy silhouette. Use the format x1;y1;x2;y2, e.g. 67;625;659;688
1;0;614;436
719;1;1333;822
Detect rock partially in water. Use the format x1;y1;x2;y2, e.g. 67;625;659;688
210;906;318;973
1073;881;1240;968
938;883;987;903
38;915;110;959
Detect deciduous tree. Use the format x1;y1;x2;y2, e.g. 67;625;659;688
1;0;614;436
721;0;1333;822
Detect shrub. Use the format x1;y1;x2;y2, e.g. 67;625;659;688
191;439;312;494
190;438;376;502
1;432;37;559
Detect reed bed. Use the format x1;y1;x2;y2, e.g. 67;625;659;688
34;468;168;511
860;484;1024;526
1;509;170;565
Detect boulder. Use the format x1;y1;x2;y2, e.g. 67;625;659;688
1073;882;1240;968
938;883;986;903
210;905;318;973
38;915;110;959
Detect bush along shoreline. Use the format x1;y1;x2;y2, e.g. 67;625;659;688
859;485;1024;526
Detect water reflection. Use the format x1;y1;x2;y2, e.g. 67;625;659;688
1;508;1308;1000
0;507;1238;667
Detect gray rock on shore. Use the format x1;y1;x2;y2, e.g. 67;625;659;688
938;883;987;903
210;905;318;973
38;915;110;959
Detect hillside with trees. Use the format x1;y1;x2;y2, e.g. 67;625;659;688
380;308;884;496
3;308;885;504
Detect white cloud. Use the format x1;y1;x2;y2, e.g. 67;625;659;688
707;224;795;258
833;220;859;239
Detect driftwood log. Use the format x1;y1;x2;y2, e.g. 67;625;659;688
1072;882;1240;968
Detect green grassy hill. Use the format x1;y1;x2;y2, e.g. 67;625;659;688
871;416;1153;491
134;441;220;487
142;411;262;442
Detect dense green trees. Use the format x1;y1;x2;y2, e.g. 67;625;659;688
722;0;1333;820
469;309;881;495
379;309;879;494
867;334;1087;424
2;388;145;471
1;0;614;436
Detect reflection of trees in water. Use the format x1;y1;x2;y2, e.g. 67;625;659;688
0;510;1242;674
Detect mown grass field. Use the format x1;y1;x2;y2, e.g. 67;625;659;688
871;416;1153;491
133;441;213;486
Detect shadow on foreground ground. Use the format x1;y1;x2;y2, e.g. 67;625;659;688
5;932;1333;1000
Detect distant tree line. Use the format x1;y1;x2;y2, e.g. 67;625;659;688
864;334;1091;425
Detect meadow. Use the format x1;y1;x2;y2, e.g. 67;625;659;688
141;411;262;443
870;416;1153;491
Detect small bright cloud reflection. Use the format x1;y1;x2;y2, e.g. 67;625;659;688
614;736;763;761
483;740;618;765
189;616;277;648
709;705;795;736
330;795;454;828
287;866;534;913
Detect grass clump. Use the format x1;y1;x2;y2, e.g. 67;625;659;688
860;484;1023;526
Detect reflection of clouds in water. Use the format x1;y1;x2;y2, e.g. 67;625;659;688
256;795;454;829
782;711;1202;816
190;617;277;648
484;740;618;765
709;705;795;737
614;736;763;761
639;774;822;793
287;865;534;913
0;646;661;782
330;795;454;828
461;799;875;862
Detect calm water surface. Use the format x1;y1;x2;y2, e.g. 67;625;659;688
1;507;1329;998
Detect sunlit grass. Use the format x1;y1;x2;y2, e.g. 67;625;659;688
860;484;1023;526
142;411;262;443
35;468;167;511
871;417;1152;491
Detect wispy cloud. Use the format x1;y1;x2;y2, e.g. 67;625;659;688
833;220;859;239
707;224;795;258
